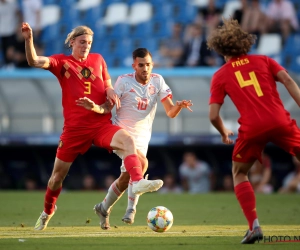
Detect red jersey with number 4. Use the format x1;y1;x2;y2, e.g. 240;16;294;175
209;55;292;136
48;53;111;129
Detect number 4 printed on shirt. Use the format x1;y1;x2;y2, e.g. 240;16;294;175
235;71;263;97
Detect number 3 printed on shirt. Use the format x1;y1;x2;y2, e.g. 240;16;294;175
235;70;263;97
84;82;91;94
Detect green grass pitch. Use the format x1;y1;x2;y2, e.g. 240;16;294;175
0;191;300;249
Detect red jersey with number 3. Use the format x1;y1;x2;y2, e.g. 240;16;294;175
48;53;111;129
209;55;292;136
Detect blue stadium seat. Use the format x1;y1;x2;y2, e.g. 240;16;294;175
109;23;130;38
43;0;59;5
60;6;80;25
60;0;78;9
152;3;173;20
41;23;61;43
81;6;105;27
151;20;173;38
283;34;300;53
281;34;300;72
171;3;197;24
130;21;153;38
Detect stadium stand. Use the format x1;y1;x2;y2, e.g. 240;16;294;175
1;0;299;71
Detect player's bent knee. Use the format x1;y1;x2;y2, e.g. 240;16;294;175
50;172;67;185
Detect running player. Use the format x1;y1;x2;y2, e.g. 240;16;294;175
207;18;300;244
21;23;163;231
76;48;193;229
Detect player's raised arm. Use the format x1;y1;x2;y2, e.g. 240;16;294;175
162;97;193;118
277;70;300;107
76;97;114;114
21;22;50;69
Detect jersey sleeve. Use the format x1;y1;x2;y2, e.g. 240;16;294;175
209;73;226;105
267;56;286;82
48;54;62;79
100;56;111;81
159;76;172;102
113;76;125;98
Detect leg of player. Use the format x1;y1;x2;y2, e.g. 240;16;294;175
34;158;72;230
110;130;163;195
122;151;148;224
232;161;263;244
94;176;127;230
95;151;148;229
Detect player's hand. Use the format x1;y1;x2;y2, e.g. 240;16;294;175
221;129;234;145
176;100;193;112
75;97;95;110
21;22;33;40
106;87;121;109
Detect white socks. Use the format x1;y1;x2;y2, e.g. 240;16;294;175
252;218;260;230
127;181;140;211
102;180;124;213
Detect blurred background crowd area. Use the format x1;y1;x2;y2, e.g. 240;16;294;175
1;144;300;195
1;0;300;194
1;0;300;71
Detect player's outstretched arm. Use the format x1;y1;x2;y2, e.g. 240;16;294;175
162;98;193;118
209;103;234;145
76;97;114;114
21;22;50;69
277;70;300;107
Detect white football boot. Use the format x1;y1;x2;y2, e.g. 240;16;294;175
132;179;163;195
34;205;57;230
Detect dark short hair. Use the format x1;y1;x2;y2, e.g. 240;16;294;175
132;48;152;60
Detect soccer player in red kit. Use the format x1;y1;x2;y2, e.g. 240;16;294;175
207;18;300;244
21;22;163;231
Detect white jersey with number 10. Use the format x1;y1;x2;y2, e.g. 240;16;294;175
112;72;172;153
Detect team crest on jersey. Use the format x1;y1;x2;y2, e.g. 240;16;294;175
58;140;63;148
81;67;91;79
148;85;156;95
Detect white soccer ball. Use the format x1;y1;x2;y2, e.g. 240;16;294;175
146;206;173;233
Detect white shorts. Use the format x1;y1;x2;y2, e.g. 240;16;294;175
114;146;148;172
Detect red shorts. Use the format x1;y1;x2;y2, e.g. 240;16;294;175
56;122;122;162
233;120;300;163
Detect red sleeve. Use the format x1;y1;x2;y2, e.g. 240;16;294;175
267;57;286;82
48;54;62;79
100;56;110;81
209;73;226;105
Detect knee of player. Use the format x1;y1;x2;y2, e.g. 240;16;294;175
140;157;148;173
51;172;66;184
232;165;247;177
122;133;135;148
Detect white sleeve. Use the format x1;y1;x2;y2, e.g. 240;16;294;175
158;76;172;101
113;76;125;98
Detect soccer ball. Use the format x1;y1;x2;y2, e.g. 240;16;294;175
146;206;173;233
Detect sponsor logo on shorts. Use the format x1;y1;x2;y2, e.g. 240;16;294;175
58;140;63;148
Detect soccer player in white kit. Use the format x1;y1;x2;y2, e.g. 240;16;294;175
76;48;193;230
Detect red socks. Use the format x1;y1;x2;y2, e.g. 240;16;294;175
124;154;143;181
234;181;257;230
44;186;62;215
